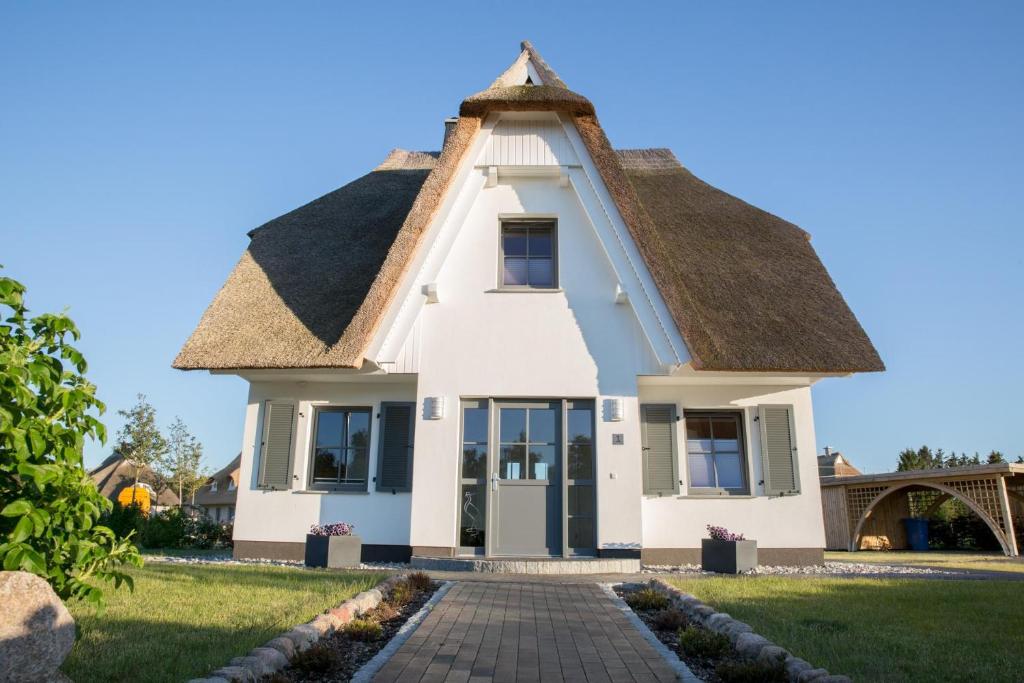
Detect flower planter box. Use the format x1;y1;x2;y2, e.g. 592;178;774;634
304;534;362;568
701;538;757;574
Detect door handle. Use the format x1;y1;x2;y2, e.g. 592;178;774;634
491;472;499;491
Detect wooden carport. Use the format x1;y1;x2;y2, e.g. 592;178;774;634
821;463;1024;556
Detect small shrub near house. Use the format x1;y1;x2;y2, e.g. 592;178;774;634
289;642;341;675
406;571;432;591
344;618;383;642
652;607;688;631
624;586;670;611
678;625;731;659
716;654;788;683
100;503;233;551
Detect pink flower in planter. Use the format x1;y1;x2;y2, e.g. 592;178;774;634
309;522;355;537
706;524;745;541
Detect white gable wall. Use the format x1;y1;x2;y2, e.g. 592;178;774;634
406;169;661;551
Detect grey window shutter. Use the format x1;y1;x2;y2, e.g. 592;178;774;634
257;401;295;490
759;405;800;495
641;404;679;496
376;402;415;492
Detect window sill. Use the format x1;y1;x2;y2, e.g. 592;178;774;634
485;288;564;294
679;493;754;499
293;489;370;495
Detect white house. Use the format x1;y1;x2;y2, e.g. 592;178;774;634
174;42;883;567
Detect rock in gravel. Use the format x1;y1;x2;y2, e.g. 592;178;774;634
735;632;772;659
249;647;289;673
720;620;753;643
785;655;814;679
264;636;296;659
308;613;336;635
705;612;733;630
0;571;76;683
210;665;257;682
757;645;789;665
692;604;716;621
797;668;831;682
284;624;319;651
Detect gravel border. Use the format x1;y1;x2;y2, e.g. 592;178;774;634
146;554;408;571
643;561;962;577
349;581;455;683
599;583;701;682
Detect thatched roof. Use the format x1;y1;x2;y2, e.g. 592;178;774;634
193;453;240;506
89;454;180;506
174;41;882;374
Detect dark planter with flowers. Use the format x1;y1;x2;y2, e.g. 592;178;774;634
701;525;757;574
305;522;361;568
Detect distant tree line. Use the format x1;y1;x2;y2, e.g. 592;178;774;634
896;445;1023;471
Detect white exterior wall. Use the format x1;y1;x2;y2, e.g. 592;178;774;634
407;173;660;552
638;384;826;550
233;380;416;546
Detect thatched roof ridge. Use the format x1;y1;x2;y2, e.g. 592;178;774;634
89;454;180;506
460;85;594;117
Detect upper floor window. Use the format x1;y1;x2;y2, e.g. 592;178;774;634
209;480;218;492
227;478;236;491
309;407;371;491
684;411;749;495
500;220;557;288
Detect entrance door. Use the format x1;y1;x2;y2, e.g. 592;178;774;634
490;400;562;556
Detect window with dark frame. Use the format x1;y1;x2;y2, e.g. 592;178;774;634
309;407;371;491
684;411;749;494
500;221;556;288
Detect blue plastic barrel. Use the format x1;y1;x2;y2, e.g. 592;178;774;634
902;517;929;551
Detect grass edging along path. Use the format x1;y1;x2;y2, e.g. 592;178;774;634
665;575;1024;683
62;563;383;683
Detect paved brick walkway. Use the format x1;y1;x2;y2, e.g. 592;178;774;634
372;582;678;683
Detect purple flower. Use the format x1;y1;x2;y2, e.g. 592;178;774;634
706;524;745;541
309;522;355;537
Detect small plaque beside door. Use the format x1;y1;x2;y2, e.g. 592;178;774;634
612;433;624;445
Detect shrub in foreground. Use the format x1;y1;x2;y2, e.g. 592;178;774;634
652;607;688;631
289;642;340;674
345;618;383;642
406;571;432;591
678;625;731;659
625;586;669;611
716;654;788;683
0;273;141;608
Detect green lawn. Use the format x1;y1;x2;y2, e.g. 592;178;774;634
826;549;1024;575
666;576;1024;682
63;562;383;683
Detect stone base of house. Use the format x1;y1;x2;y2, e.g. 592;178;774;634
641;547;824;567
234;541;822;567
233;541;413;564
410;555;641;574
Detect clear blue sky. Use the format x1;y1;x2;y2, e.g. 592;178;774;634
2;2;1022;474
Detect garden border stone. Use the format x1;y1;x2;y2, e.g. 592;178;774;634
643;578;853;683
188;574;407;683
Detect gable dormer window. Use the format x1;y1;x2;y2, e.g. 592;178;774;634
500;220;557;289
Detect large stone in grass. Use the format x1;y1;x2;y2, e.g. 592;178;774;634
0;571;76;682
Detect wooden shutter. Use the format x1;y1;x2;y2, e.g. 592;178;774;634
759;405;800;495
257;401;295;490
376;402;415;492
641;404;679;496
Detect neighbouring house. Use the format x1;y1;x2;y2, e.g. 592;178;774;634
192;454;241;524
817;447;862;478
173;41;884;566
89;453;179;511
